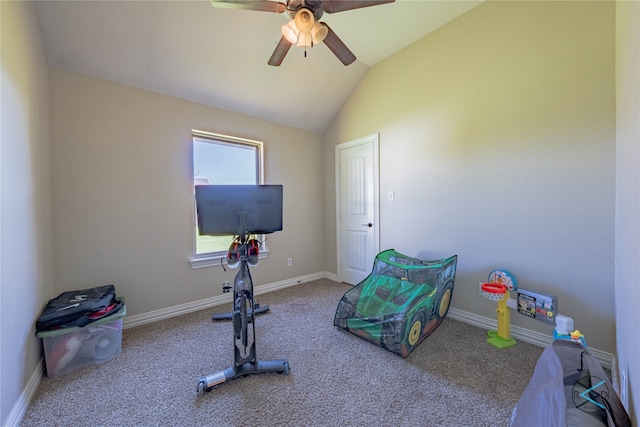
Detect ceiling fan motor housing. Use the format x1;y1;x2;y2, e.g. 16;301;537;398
286;0;324;20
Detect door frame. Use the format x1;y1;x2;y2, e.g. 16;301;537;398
335;133;380;284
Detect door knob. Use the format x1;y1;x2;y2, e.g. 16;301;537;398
362;223;373;228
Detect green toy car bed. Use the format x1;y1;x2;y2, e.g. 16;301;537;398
334;249;458;357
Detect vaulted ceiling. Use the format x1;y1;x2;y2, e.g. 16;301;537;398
35;0;482;134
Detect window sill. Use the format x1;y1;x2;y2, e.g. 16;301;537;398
189;250;270;270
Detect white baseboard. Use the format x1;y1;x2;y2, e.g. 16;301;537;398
122;272;611;368
448;307;613;369
3;358;44;427
123;271;335;329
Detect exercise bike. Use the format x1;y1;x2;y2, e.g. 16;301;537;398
197;230;290;396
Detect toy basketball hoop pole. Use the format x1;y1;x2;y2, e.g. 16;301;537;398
481;282;517;349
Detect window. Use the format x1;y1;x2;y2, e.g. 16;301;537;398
190;130;264;268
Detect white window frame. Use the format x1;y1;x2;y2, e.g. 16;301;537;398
189;130;269;269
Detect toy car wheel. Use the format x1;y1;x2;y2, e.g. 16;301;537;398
380;317;401;352
436;281;454;320
334;298;355;328
406;310;426;349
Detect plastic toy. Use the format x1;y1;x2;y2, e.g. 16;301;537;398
334;249;457;357
481;270;517;348
480;270;586;349
553;314;587;347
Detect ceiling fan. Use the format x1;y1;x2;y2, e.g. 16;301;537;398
211;0;395;66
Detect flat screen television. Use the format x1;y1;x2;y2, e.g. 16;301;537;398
195;185;283;236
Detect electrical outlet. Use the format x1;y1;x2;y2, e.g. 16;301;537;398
620;369;628;408
287;258;292;267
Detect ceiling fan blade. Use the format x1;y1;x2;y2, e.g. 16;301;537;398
321;23;356;66
211;0;286;14
268;36;293;66
322;0;395;14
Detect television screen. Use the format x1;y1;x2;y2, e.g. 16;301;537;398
195;185;283;236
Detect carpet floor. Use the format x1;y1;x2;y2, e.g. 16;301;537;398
21;279;544;426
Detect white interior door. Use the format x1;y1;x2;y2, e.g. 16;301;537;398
336;134;380;285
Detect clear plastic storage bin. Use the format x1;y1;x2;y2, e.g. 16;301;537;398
36;299;126;377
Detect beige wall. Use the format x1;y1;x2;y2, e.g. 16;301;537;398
324;1;616;353
49;68;325;317
615;1;640;421
0;2;54;425
4;0;637;424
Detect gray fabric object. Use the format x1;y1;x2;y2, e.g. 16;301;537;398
510;341;567;427
510;340;631;427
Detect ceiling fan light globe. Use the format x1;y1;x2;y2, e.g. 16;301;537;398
281;20;299;44
296;32;312;48
311;22;328;44
294;8;314;33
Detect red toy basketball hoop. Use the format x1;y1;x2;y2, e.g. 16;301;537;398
481;283;507;301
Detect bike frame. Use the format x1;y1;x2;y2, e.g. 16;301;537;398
232;235;257;365
197;232;289;396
